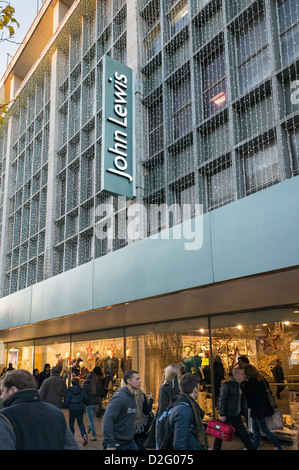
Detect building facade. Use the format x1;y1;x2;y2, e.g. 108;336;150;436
0;0;299;441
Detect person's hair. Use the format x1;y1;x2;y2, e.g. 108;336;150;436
238;355;249;365
179;373;199;394
0;369;37;390
161;364;181;385
243;364;263;381
90;368;103;394
51;366;60;376
71;378;80;386
122;370;139;385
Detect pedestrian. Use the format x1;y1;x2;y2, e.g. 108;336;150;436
39;366;67;408
0;369;78;450
33;368;39;384
237;355;250;368
102;369;141;450
37;363;51;389
271;359;285;399
213;367;255;450
134;388;153;450
168;373;208;450
157;364;181;417
83;366;105;441
7;363;14;372
243;364;283;450
64;377;89;446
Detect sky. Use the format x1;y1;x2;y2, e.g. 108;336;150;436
0;0;40;79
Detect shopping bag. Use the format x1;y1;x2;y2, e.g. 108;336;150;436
265;409;284;431
206;419;235;441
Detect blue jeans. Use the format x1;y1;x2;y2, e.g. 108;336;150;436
103;440;138;450
116;440;138;450
69;410;86;438
86;404;98;437
252;417;283;449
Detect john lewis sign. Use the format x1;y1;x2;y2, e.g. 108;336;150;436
102;55;135;198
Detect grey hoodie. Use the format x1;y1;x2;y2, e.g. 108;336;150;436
102;386;137;448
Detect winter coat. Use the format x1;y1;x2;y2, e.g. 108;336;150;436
39;375;67;409
64;384;88;413
102;386;137;448
243;377;274;419
218;378;246;417
0;389;78;450
272;365;284;383
157;377;179;417
37;370;50;389
83;372;104;406
169;395;207;450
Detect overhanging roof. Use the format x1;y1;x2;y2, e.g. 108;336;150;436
1;266;299;343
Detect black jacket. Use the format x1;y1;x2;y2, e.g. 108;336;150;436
64;384;88;412
83;372;104;406
243;377;274;419
218;378;246;417
0;389;76;450
157;377;180;417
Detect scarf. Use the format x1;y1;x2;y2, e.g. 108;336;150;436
180;392;208;449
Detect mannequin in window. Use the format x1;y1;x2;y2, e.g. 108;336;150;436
201;350;210;390
193;347;203;382
71;352;83;377
121;349;132;372
56;354;62;374
103;349;119;397
79;361;89;382
182;346;194;373
94;351;101;367
62;352;71;387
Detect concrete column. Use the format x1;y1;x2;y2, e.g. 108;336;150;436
53;0;70;33
0;117;13;296
43;49;59;279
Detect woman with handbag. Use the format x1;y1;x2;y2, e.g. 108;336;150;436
133;389;153;449
243;364;283;450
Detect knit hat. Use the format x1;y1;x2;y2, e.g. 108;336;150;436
93;366;103;376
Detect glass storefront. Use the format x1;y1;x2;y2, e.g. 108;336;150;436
1;308;299;441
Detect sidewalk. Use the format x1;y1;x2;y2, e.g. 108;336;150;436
63;411;293;451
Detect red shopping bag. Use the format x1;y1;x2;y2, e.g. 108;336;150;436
206;419;235;441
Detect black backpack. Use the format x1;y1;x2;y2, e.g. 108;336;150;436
156;405;175;450
156;400;187;450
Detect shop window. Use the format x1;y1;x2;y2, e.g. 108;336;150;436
235;11;270;95
210;318;299;435
242;140;280;194
202;46;227;119
70;335;125;400
7;344;34;372
278;0;299;67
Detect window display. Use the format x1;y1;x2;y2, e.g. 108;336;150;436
3;310;299;442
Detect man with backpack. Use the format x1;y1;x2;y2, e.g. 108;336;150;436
156;373;208;450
